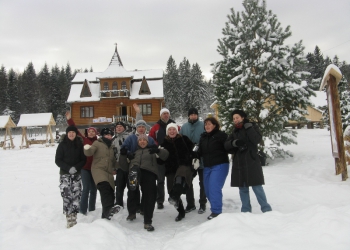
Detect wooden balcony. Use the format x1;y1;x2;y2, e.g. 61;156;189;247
101;90;129;98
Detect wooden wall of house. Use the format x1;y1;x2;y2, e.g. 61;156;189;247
304;106;323;122
99;77;132;90
70;98;164;126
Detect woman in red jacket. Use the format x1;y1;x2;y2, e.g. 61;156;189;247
66;111;98;215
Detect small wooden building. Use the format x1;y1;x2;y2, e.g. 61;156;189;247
17;113;56;149
0;116;16;149
66;44;165;128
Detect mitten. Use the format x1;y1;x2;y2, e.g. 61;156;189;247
120;147;128;155
127;153;135;161
149;147;160;154
69;167;77;174
192;158;200;170
232;139;245;147
244;123;253;129
84;144;91;150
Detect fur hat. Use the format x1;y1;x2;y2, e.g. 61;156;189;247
115;121;126;130
100;127;114;136
231;109;247;118
137;134;149;142
166;123;179;135
66;125;78;134
160;108;170;116
87;127;97;134
188;107;199;117
135;120;147;128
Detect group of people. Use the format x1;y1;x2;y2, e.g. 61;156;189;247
55;105;272;230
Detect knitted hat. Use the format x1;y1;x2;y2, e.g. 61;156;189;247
166;123;179;135
137;134;149;142
100;127;114;136
66;125;78;134
231;109;247;118
188;107;199;117
135;120;147;128
87;127;97;134
160;108;170;116
115;121;126;130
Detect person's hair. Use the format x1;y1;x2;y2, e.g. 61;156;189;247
204;117;220;131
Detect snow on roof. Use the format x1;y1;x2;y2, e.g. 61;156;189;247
0;116;16;128
17;113;56;127
72;72;101;82
98;52;133;79
130;69;163;80
310;91;327;108
320;64;342;90
67;81;101;103
129;79;164;99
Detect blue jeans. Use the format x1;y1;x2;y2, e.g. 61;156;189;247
203;163;229;214
239;184;272;213
79;169;97;214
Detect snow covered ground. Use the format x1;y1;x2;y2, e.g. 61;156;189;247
0;128;349;250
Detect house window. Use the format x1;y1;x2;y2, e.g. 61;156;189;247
104;82;109;90
121;81;127;90
81;106;94;118
139;104;152;115
112;82;118;90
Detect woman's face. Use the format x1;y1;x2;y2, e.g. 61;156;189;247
103;134;113;140
167;127;178;138
87;129;96;138
67;131;76;141
204;121;216;133
233;114;244;125
138;138;148;148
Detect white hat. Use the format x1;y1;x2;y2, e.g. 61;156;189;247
160;108;170;116
166;123;178;135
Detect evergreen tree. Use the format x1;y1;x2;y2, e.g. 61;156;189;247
178;57;192;114
212;0;314;158
7;69;21;122
20;62;38;113
48;65;63;120
0;65;8;114
37;63;51;112
163;56;182;117
188;63;208;115
306;46;326;91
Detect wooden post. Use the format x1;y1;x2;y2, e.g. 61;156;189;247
321;65;348;181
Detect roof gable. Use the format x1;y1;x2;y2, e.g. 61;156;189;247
139;76;151;95
0;116;16;128
80;79;92;98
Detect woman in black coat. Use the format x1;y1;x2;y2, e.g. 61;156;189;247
160;123;195;222
224;110;272;213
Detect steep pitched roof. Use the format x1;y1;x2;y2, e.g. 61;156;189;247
98;44;133;79
138;76;151;95
67;80;100;103
80;79;92;97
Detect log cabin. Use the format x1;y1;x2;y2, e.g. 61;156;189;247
66;44;165;130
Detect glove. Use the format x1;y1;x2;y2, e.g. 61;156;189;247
244;123;253;129
127;153;135;161
84;144;91;150
149;147;160;154
69;167;77;174
192;158;200;170
232;139;245;147
120;147;128;155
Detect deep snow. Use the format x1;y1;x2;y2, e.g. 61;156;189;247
0;128;349;250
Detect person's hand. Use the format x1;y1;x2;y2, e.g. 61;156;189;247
149;147;160;154
84;144;91;150
120;147;128;155
133;103;141;114
69;167;77;175
65;111;71;120
244;123;253;129
127;153;135;161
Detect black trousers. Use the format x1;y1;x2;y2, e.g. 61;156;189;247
166;173;185;216
116;168;141;212
97;181;115;218
129;169;157;224
156;164;166;204
186;168;207;207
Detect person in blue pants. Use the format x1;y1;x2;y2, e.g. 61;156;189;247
198;117;230;219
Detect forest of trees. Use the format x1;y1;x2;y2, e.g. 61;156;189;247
1;0;349;158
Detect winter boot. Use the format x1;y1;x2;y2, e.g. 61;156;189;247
198;204;206;214
144;224;155;232
207;213;219;220
71;213;77;227
107;205;122;220
126;214;136;221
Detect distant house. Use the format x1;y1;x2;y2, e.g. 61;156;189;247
66;44;165;128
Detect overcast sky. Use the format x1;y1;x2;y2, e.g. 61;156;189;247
1;0;349;79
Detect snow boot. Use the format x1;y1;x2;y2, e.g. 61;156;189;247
144;224;155;232
198;204;206;214
107;205;122;220
126;214;136;221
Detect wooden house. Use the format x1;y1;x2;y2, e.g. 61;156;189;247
66;44;165;128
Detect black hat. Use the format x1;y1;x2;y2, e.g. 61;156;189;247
66;125;78;134
100;127;114;136
115;121;126;130
231;109;247;118
188;108;199;117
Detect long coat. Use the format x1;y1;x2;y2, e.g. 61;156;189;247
84;138;117;189
224;123;265;187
